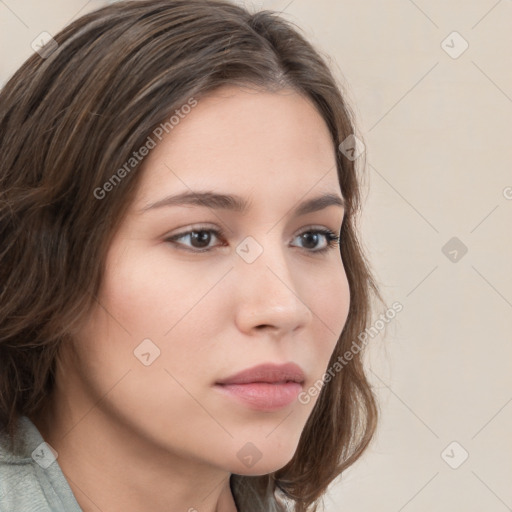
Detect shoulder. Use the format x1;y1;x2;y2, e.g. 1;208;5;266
0;416;82;512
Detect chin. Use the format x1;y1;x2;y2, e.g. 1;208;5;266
227;440;299;476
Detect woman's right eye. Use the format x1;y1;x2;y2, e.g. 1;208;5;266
164;227;227;253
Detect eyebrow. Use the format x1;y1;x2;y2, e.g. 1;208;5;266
139;190;345;216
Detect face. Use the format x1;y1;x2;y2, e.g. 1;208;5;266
71;85;350;475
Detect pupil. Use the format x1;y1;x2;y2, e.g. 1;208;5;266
191;231;210;248
302;233;318;249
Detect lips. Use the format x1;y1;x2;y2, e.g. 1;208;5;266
214;363;305;411
215;362;306;386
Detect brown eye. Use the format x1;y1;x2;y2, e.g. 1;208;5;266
292;228;340;253
165;227;226;253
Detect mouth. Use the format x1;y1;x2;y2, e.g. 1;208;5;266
215;362;306;385
214;362;305;411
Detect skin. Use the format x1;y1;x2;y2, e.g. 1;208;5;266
32;84;350;512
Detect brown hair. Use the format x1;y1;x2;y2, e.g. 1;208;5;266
0;1;383;509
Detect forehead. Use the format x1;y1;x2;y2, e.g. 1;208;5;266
133;85;340;207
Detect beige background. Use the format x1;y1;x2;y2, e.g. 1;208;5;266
1;1;511;510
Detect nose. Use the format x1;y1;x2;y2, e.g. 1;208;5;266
233;238;313;336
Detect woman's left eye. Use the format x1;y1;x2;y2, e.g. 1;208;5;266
291;228;340;253
165;226;340;254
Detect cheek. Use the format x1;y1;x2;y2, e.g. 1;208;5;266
70;248;223;442
95;244;229;382
305;260;350;373
323;264;350;331
100;244;218;340
100;249;172;335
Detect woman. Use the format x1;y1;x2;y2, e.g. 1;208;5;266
0;1;383;510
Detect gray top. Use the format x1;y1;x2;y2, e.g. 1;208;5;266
0;415;82;512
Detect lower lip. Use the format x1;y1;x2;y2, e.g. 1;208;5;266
215;382;302;411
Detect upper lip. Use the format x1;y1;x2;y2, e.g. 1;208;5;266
215;362;306;385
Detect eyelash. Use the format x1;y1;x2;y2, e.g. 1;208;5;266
165;225;340;255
